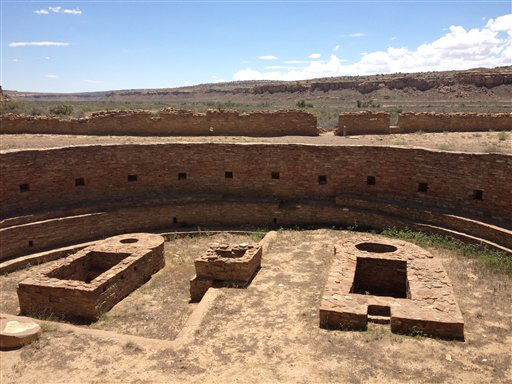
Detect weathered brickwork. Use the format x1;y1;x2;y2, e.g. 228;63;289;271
320;235;464;340
190;243;262;301
0;109;319;137
334;112;511;135
17;233;164;320
335;111;390;135
0;143;510;260
397;112;512;133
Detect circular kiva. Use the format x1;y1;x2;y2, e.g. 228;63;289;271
0;315;41;350
0;143;510;266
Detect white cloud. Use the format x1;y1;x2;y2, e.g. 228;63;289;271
233;14;512;81
45;56;51;60
333;45;340;52
9;41;69;47
12;59;19;62
309;53;321;59
83;79;102;84
46;75;58;78
258;55;278;60
342;33;365;38
37;6;81;15
391;36;397;40
63;9;82;15
214;78;226;83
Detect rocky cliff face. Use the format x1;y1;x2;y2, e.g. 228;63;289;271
5;66;511;100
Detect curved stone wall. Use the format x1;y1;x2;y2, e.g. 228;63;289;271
1;143;511;260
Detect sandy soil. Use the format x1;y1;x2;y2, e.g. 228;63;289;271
0;131;511;154
1;230;511;383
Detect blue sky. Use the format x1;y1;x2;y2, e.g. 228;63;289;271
2;1;511;92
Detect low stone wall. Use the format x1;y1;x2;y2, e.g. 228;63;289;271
334;112;512;136
335;111;390;136
0;109;319;137
397;112;512;133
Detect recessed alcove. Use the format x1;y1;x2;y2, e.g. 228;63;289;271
350;257;409;299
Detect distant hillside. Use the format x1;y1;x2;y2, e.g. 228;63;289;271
5;66;512;102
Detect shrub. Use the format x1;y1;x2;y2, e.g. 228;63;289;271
296;100;306;108
49;104;73;116
356;99;380;108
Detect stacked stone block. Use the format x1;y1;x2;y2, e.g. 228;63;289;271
190;243;262;302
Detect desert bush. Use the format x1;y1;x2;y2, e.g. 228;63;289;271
356;99;380;108
497;131;509;141
49;104;73;116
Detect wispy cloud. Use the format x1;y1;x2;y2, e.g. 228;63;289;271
46;75;58;79
309;53;321;59
45;56;51;60
283;60;309;64
84;79;103;84
9;41;69;48
258;55;278;60
342;32;365;38
35;6;82;15
63;9;82;15
333;45;340;52
391;36;397;40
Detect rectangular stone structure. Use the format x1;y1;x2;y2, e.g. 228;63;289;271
17;233;165;320
319;236;464;340
190;243;262;302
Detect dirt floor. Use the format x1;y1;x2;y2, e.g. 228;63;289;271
1;230;511;383
0;233;255;341
0;130;511;154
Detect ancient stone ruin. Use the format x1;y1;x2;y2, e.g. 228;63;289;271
17;233;165;320
0;108;319;137
334;111;512;136
320;237;464;339
190;243;262;302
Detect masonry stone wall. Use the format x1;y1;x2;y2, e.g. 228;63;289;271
335;111;390;135
0;143;511;260
396;112;512;133
0;109;319;137
17;233;165;320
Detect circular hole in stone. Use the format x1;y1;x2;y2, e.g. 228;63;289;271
355;242;397;253
120;238;139;244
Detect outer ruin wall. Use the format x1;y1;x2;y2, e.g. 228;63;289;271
0;109;319;137
335;111;390;135
397;112;512;133
1;143;511;260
